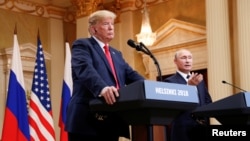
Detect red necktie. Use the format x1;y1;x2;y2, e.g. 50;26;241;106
103;45;119;88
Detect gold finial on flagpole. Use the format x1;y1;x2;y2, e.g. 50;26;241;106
65;33;69;43
14;23;17;34
37;28;40;39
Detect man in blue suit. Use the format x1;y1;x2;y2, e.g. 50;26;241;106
65;10;144;141
164;49;212;141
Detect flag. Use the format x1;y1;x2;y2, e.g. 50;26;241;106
1;32;30;140
28;36;55;141
58;42;72;141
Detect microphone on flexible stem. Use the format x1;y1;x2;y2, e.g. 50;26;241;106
222;80;247;92
127;39;149;55
127;39;139;49
127;39;162;81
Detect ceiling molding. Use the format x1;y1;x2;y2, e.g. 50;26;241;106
0;0;169;22
0;0;75;23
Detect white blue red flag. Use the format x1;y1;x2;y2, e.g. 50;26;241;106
1;32;30;141
59;41;72;141
28;36;55;141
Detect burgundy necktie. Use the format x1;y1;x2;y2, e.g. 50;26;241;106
103;45;119;88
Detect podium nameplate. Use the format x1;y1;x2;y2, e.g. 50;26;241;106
144;80;198;103
246;93;250;107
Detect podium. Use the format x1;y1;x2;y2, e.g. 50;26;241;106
192;92;250;125
90;80;199;141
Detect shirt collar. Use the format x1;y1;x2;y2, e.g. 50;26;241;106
92;36;108;50
177;70;190;81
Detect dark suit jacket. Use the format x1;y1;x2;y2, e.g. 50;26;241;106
164;72;212;141
65;37;144;138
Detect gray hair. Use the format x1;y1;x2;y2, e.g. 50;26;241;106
88;10;116;26
174;49;191;59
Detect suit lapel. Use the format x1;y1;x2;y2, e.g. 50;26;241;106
90;38;112;70
175;72;187;84
94;43;119;80
90;38;118;81
196;83;205;105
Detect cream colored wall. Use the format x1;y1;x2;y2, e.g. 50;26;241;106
0;9;49;50
76;17;89;38
115;11;146;76
48;18;65;141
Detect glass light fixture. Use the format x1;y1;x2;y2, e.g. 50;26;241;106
136;0;156;47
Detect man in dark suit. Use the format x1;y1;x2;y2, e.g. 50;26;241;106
164;49;212;141
65;10;144;141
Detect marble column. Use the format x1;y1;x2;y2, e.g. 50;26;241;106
235;0;250;91
71;0;102;38
76;18;89;38
205;0;233;124
48;18;64;140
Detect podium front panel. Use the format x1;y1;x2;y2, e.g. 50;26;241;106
90;80;199;125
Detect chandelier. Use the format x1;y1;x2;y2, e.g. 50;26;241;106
136;0;156;47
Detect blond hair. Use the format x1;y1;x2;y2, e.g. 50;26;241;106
88;10;116;26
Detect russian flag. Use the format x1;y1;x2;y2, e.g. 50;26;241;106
59;42;72;141
1;33;30;141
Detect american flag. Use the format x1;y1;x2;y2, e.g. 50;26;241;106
58;41;72;141
28;36;55;141
1;30;30;141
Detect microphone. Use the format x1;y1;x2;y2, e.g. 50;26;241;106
127;39;150;55
127;39;162;81
222;80;247;92
127;39;139;48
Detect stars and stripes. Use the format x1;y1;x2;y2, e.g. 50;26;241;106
28;36;55;141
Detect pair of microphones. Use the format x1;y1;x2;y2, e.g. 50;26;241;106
222;80;247;92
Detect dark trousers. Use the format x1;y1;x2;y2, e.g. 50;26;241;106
68;132;119;141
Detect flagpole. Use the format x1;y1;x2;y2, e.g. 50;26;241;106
59;40;72;141
28;30;56;141
1;25;31;141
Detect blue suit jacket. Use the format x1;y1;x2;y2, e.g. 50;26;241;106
65;37;144;138
164;72;212;141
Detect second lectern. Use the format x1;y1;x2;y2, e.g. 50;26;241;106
193;92;250;125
